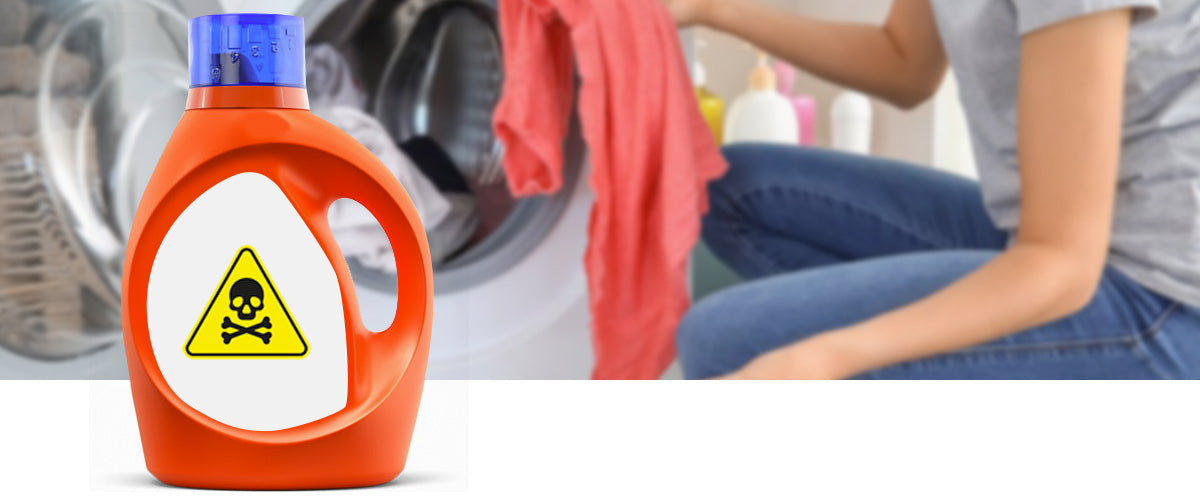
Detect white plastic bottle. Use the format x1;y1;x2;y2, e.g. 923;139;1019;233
723;52;799;145
831;91;873;154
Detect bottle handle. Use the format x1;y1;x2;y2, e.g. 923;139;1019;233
280;161;433;389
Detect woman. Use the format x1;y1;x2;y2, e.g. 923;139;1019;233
664;0;1200;379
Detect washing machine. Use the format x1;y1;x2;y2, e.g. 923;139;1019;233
297;0;595;379
0;0;596;380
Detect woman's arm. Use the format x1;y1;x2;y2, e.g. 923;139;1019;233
723;8;1132;380
665;0;947;109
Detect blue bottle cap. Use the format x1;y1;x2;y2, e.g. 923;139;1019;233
189;14;305;88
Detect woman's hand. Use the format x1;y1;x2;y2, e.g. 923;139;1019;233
716;334;853;380
659;0;713;27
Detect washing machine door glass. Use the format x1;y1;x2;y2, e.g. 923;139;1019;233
304;0;584;295
1;0;190;361
377;2;504;186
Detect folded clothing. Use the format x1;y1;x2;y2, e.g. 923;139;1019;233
0;95;92;139
0;96;35;136
402;135;513;247
336;191;476;272
494;0;728;379
424;192;479;266
306;43;366;111
308;45;484;267
400;135;471;194
400;136;481;264
320;106;454;261
0;0;31;46
0;45;91;94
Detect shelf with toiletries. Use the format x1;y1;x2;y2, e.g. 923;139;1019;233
689;0;975;174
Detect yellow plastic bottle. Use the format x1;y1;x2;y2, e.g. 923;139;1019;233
692;40;724;143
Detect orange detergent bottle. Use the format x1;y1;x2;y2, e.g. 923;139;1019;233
120;14;432;489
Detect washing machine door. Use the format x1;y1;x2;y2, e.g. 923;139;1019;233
301;0;595;378
0;0;203;375
374;0;585;293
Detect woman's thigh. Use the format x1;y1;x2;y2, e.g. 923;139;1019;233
676;250;1195;379
704;144;1008;279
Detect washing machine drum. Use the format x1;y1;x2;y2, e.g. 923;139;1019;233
1;0;189;362
305;0;583;295
376;0;506;188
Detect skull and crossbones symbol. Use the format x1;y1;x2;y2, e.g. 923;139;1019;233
221;277;272;344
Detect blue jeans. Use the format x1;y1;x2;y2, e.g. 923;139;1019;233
678;144;1200;379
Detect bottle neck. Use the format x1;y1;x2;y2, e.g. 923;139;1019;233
186;86;309;110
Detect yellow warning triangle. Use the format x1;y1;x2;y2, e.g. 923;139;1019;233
184;246;308;358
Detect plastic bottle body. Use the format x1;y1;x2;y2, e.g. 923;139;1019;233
724;90;800;145
123;14;432;488
772;60;817;146
831;91;873;154
786;95;817;146
122;97;432;489
695;86;725;144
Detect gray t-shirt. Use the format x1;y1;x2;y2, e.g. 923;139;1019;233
930;0;1200;306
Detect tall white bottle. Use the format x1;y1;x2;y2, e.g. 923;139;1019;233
831;91;873;154
723;52;799;145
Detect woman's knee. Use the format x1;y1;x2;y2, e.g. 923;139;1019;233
701;144;787;247
710;143;784;202
708;143;832;213
676;292;752;379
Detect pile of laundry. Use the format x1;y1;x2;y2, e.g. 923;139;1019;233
307;44;490;270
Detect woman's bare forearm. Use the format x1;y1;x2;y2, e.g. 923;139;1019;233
816;244;1100;378
723;8;1132;380
818;10;1129;378
697;0;947;108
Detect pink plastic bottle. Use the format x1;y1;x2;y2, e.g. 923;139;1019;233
773;61;817;146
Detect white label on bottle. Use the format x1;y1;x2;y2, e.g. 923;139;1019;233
146;172;347;431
